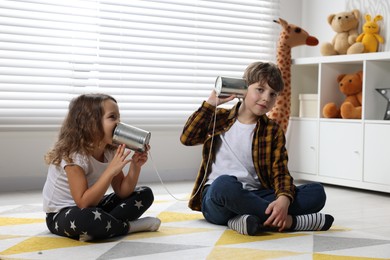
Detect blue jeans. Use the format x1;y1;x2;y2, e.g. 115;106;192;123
201;175;326;225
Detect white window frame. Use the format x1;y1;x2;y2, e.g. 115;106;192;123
0;0;280;130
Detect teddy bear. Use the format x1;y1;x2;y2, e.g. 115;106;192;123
320;9;364;55
323;70;363;119
356;14;384;52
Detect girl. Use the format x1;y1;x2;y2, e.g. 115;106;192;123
43;93;160;241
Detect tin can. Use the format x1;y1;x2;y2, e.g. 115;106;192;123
112;122;151;152
215;76;247;98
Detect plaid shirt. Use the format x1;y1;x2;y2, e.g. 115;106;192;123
180;101;296;211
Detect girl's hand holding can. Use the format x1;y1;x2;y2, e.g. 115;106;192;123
131;145;150;168
107;144;132;176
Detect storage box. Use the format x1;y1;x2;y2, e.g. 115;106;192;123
299;94;318;117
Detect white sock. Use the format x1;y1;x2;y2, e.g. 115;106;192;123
129;217;161;233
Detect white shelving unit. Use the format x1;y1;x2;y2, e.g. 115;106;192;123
287;52;390;193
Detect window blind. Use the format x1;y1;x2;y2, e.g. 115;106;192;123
0;0;280;130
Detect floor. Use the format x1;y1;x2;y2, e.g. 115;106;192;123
0;181;390;260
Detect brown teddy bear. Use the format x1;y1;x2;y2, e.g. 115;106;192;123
323;70;363;119
320;9;364;55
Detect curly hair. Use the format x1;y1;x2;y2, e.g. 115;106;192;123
44;93;117;165
243;61;284;92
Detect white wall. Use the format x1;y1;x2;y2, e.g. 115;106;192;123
283;0;390;57
280;0;349;58
2;0;389;192
0;129;201;192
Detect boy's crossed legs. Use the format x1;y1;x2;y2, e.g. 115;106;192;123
201;175;334;236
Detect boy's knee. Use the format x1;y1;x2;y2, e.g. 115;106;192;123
209;175;243;200
312;183;326;201
306;182;327;210
213;175;238;187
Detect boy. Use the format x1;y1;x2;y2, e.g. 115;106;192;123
180;61;334;235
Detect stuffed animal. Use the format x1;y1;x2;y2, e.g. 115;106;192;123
356;14;384;52
268;18;318;133
323;70;363;119
320;9;364;55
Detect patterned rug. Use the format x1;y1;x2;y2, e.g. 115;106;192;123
1;192;390;260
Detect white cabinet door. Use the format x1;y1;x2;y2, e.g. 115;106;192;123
319;122;362;181
364;123;390;185
287;119;317;175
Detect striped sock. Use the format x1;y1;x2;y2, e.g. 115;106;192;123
291;213;334;231
227;214;261;236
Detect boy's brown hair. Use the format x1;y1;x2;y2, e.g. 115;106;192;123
243;61;284;92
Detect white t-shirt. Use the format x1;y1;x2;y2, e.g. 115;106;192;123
42;150;114;213
206;120;261;190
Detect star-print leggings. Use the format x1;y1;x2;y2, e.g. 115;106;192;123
46;186;154;240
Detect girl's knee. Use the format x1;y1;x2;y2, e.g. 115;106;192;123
136;186;155;206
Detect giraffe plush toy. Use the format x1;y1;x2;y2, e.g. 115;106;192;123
268;18;319;133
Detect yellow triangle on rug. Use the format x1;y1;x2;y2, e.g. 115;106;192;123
0;236;91;255
0;217;44;226
157;211;204;223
